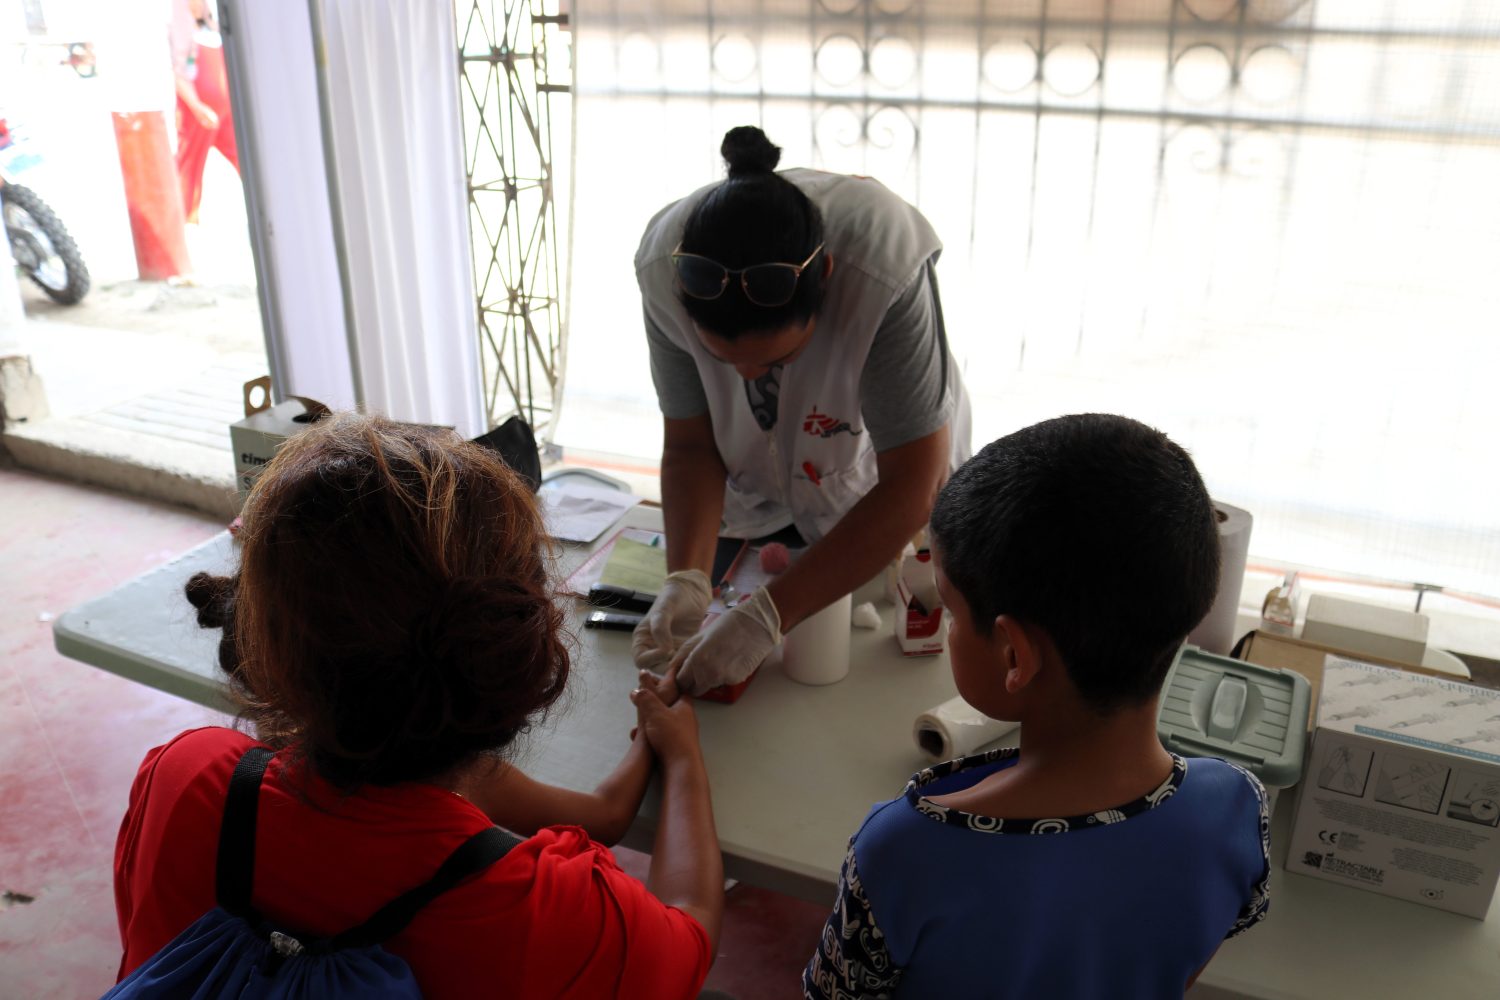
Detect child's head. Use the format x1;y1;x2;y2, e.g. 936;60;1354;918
930;413;1220;716
187;412;569;791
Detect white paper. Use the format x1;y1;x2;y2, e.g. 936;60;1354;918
540;484;641;544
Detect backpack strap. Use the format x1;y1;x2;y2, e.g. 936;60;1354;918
215;746;276;918
330;825;522;950
211;745;520;949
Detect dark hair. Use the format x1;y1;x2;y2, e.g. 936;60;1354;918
677;126;826;340
930;414;1220;713
185;571;241;681
184;413;569;792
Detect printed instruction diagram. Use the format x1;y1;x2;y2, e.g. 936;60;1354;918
1374;753;1450;815
1318;744;1373;798
1446;772;1500;828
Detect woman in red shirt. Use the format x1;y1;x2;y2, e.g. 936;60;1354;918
113;414;722;998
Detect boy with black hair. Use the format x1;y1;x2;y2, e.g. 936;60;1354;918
804;414;1270;999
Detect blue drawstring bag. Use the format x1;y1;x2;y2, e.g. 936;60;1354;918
105;747;517;999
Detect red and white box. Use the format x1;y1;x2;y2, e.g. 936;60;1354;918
894;549;945;656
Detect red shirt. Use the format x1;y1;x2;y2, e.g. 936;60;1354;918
114;728;711;999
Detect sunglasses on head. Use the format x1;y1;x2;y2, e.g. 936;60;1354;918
671;242;825;308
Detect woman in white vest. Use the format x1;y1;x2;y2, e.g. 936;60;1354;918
634;126;972;694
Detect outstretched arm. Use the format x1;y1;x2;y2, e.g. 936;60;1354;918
768;424;949;630
672;425;951;695
633;671;723;950
463;735;654;846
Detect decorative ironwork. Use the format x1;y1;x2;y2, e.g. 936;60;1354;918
563;0;1500;597
455;0;570;441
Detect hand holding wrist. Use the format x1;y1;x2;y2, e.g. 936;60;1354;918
676;587;782;695
632;569;713;670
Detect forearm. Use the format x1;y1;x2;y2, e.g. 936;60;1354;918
766;475;932;630
647;753;723;949
660;444;726;576
465;736;653;846
584;733;655;844
769;426;949;629
174;76;201;107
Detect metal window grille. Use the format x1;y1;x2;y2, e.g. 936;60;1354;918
455;0;571;441
564;1;1500;594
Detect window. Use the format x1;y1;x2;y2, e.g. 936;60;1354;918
559;0;1500;601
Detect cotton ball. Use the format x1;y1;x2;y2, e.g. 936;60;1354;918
851;601;881;629
759;542;792;575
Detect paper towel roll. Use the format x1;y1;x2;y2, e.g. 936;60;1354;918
783;593;852;685
913;696;1019;762
1188;501;1253;655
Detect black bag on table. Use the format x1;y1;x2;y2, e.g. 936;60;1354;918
472;416;542;493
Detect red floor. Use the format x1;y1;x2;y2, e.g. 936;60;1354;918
0;466;825;998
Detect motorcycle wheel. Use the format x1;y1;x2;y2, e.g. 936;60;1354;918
2;183;90;305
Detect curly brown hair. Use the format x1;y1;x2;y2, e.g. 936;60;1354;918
185;413;569;791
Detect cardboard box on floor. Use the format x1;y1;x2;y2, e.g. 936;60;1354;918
1284;655;1500;918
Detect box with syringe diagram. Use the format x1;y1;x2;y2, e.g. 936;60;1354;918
1286;655;1500;918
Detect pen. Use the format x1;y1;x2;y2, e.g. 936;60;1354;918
802;461;822;487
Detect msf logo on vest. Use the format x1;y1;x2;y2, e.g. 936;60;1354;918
803;407;861;439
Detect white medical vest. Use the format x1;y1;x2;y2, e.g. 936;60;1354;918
636;169;972;542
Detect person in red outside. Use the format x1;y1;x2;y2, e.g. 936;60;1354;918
112;413;723;999
170;0;239;222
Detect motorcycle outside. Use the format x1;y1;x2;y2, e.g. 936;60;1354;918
0;115;90;305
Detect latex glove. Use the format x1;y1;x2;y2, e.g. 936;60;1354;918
632;569;712;671
675;586;782;695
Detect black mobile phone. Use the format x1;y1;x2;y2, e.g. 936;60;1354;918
584;609;644;631
587;582;656;614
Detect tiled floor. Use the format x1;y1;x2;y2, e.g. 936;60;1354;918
0;465;825;998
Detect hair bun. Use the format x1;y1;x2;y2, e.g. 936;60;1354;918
721;126;781;178
184;571;242;679
185;572;235;629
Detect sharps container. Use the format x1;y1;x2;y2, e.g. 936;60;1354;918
1156;645;1312;814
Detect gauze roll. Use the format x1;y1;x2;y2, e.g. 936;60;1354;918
913;696;1018;762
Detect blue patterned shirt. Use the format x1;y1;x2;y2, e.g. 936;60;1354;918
804;749;1270;999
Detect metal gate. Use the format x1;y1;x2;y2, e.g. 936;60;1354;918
455;0;571;441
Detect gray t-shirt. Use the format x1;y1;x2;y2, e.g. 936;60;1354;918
646;261;953;453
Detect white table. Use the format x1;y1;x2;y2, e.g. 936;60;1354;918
55;507;1500;999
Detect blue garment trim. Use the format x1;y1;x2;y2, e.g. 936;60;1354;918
903;748;1188;834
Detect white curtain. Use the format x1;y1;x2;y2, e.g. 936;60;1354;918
223;0;484;437
221;0;354;411
312;0;484;437
564;0;1500;598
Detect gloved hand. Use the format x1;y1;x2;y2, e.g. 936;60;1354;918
674;586;782;695
632;569;712;671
